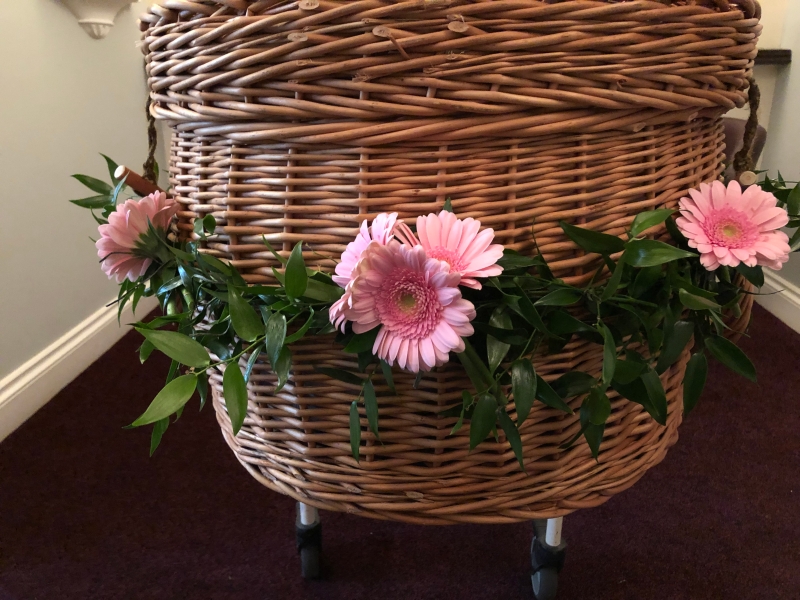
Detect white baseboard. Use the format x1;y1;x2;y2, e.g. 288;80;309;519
757;271;800;334
0;296;158;443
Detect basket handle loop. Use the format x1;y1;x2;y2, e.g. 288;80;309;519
143;95;159;185
732;77;761;180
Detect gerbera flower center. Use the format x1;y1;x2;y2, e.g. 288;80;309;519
426;246;466;272
398;292;417;312
701;208;758;249
375;267;442;339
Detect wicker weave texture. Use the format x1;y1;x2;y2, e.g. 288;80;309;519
142;0;760;522
142;0;761;283
211;342;688;524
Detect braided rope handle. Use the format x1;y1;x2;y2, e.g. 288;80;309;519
142;96;159;185
732;77;761;180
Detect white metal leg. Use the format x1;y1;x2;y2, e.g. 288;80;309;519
299;502;319;526
545;517;563;547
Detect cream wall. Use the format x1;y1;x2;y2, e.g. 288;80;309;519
0;1;162;381
761;1;800;183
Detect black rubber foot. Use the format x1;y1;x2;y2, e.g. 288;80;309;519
296;520;322;580
530;522;566;600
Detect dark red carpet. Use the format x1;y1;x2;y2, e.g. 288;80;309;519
1;305;798;599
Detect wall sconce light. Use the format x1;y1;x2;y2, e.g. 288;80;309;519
58;0;137;40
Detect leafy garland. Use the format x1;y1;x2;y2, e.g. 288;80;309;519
72;156;800;467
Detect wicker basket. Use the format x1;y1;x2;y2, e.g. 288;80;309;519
141;0;760;524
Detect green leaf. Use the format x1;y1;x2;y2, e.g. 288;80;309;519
547;311;601;341
70;195;111;209
205;339;232;362
599;322;617;387
197;371;209;410
457;340;495;395
498;251;539;271
380;360;396;394
511;360;536;424
560;221;625;255
656;320;694;374
303;278;344;302
349;400;361;462
110;175;128;205
512;287;550;334
244;345;263;383
100;154;120;183
274;346;292;392
578;403;604;458
536;375;573;413
735;263;764;288
487;307;512;373
683;352;708;415
630;209;676;238
469;394;498;450
261;237;288;265
583;387;611;426
630;265;662;298
472;323;528;345
72;174;113;195
357;350;374;373
223;363;248;435
228;287;262;343
678;288;721;311
363;380;380;440
135;328;210;368
265;312;287;366
535;288;583;307
197;253;233;275
139;339;155;364
612;359;646;385
600;259;625;302
705;336;757;382
344;328;379;354
284;242;308;299
624;240;695;267
131;374;197;426
533;254;555;280
787;182;800;216
156;276;183;296
612;374;663;425
640;368;668;425
581;420;604;459
551;371;595;399
284;309;315;345
442;197;453;212
203;214;216;234
315;366;364;386
789;228;800;252
149;418;169;457
498;410;525;470
450;412;465;435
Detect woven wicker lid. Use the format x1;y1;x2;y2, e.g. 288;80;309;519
141;1;762;22
141;0;762;138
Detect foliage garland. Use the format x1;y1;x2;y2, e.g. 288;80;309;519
72;155;800;468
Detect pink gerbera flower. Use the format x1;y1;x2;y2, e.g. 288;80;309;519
676;180;790;271
396;211;503;289
344;241;476;372
329;213;398;331
95;191;178;283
